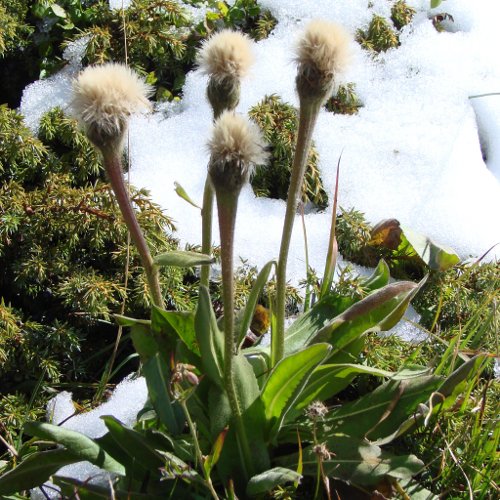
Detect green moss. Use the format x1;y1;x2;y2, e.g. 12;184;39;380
0;105;49;184
0;0;32;57
356;14;400;53
75;0;277;102
390;0;416;31
325;83;363;115
412;260;500;341
0;0;276;106
249;9;277;41
75;0;192;101
213;0;277;40
0;107;189;394
0;392;45;446
38;107;103;184
336;207;374;265
210;259;301;317
248;95;328;211
336;206;499;350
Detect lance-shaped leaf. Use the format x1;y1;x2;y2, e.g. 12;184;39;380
151;306;199;356
246;467;302;497
209;353;270;487
375;355;488;445
279;434;423;486
361;259;390;292
320;153;341;299
370;219;459;272
114;314;151;329
313;280;422;352
209;352;265;436
127;321;159;362
238;260;276;347
244;349;271;388
401;226;460;271
0;449;80;495
56;476;167;499
195;286;225;386
283;263;395;356
203;428;228;477
324;374;442;443
261;343;331;439
431;0;445;10
289;363;395;420
174;181;201;209
154;250;214;268
23;422;125;474
284;295;354;355
143;353;184;436
101;416;165;472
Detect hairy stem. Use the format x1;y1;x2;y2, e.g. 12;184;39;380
200;106;228;289
200;179;214;288
215;189;254;481
180;399;220;500
274;100;321;365
103;152;164;308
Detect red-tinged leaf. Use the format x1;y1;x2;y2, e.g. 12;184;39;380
203;427;228;476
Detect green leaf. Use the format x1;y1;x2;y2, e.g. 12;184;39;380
195;286;225;386
325;374;442;443
209;353;269;487
129;322;159;361
246;467;302;496
431;0;443;8
281;434;423;486
314;280;422;353
151;306;199;355
174;181;201;209
217;1;229;16
143;353;184;436
114;314;151;328
0;449;79;495
290;363;395;418
95;432;145;477
238;260;276;347
282;279;419;358
55;476;167;499
284;295;355;355
436;354;487;399
244;349;270;387
261;343;331;439
101;416;165;472
154;250;214;268
370;357;486;446
23;422;125;474
203;428;227;477
401;226;460;271
50;4;67;18
289;364;431;422
361;259;390;292
398;478;439;500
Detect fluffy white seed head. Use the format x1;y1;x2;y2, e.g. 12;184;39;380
197;30;254;82
295;20;352;103
71;63;152;152
208;111;268;194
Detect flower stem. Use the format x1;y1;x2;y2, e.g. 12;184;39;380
274;100;321;365
200;106;227;290
200;179;214;288
103;152;164;308
215;189;254;481
180;399;220;500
